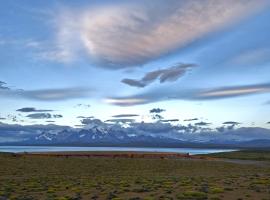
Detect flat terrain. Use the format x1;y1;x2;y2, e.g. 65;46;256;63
0;151;270;200
205;150;270;161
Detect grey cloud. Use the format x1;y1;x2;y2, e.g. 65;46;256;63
122;63;196;88
121;79;146;88
0;81;10;90
184;118;198;121
267;122;270;124
160;119;179;123
26;113;52;119
106;82;270;106
26;113;63;119
112;114;139;118
106;119;135;123
16;107;54;112
152;114;164;120
195;122;211;126
53;114;63;118
223;121;241;125
46;120;56;123
150;108;166;113
81;118;103;125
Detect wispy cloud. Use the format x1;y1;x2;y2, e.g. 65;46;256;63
160;119;179;123
106;82;270;106
112;114;139;118
184;118;198;122
16;107;54;113
122;63;196;88
106;119;135;124
47;0;268;68
0;82;93;101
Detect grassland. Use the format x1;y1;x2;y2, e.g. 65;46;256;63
0;152;270;200
205;150;270;161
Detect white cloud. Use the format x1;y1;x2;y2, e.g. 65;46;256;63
50;0;268;68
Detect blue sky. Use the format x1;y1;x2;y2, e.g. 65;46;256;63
0;0;270;130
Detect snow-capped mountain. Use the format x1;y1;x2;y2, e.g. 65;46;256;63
30;124;180;146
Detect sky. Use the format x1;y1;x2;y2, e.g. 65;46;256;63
1;0;270;134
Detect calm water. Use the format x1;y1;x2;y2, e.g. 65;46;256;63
0;146;236;155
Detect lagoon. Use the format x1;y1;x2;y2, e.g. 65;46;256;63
0;146;236;155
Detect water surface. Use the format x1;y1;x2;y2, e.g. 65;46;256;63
0;146;236;155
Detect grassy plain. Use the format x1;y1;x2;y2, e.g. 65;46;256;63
205;150;270;161
0;151;270;200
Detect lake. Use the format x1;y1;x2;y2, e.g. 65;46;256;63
0;146;236;155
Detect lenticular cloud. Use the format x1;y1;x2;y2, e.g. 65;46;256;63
56;0;268;68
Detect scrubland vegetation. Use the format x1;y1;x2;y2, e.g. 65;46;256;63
0;152;269;200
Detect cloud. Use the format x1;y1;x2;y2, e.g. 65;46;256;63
77;116;94;119
196;83;270;100
121;79;146;88
48;0;268;68
112;114;139;118
160;119;179;123
106;82;270;106
80;118;103;126
195;122;211;126
150;108;166;113
0;85;93;101
184;118;198;122
106;119;135;124
223;121;241;125
16;107;54;112
26;113;52;119
22;88;92;101
122;63;196;88
267;122;270;124
53;114;63;118
26;113;63;119
152;114;164;120
0;81;10;90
